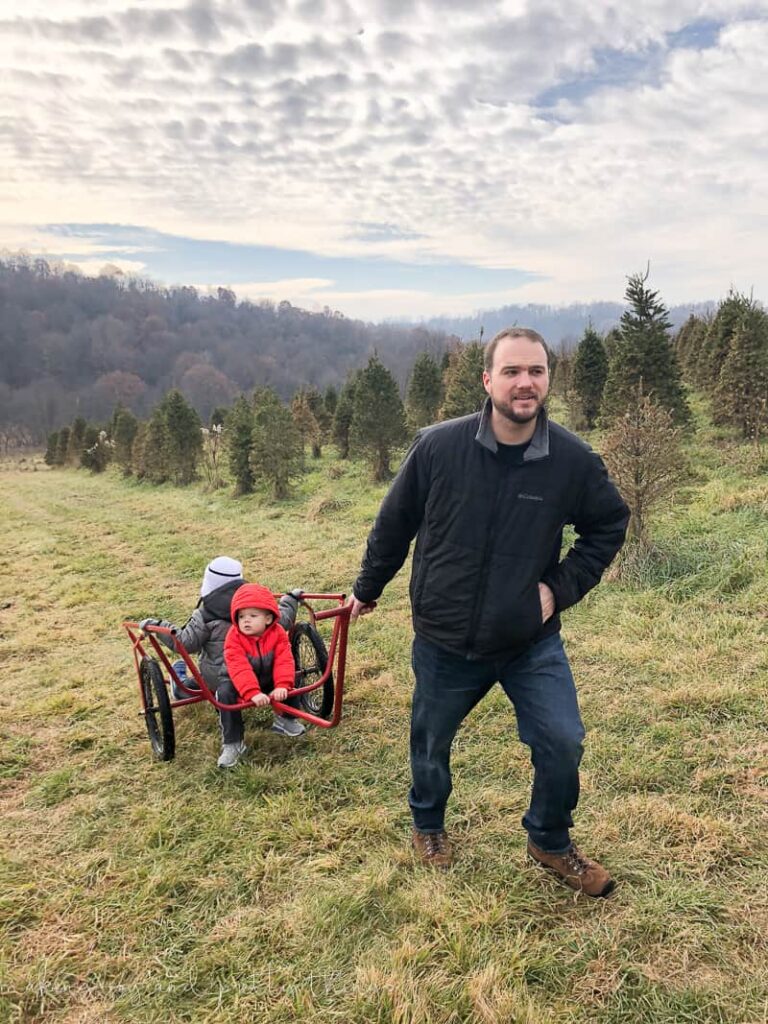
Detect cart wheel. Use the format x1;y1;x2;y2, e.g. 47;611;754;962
291;622;334;719
140;656;175;761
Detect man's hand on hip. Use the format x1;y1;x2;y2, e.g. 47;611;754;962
538;582;556;623
347;594;376;622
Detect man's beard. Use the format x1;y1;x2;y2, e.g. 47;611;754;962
492;393;546;424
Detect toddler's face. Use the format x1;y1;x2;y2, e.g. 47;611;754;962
237;607;273;636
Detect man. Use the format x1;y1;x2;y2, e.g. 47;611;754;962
348;327;629;897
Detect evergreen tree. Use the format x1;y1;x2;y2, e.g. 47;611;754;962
675;314;704;382
323;386;338;421
713;304;768;439
108;404;122;438
551;353;586;432
572;327;608;428
549;351;572;401
600;270;690;427
695;292;753;393
350;355;407;481
548;351;568;400
600;338;643;427
131;422;149;479
548;348;560;385
67;416;87;465
80;427;112;473
250;388;303;499
80;425;99;469
440;342;486;420
111;405;138;476
602;327;622;364
306;387;331;456
226;394;256;495
141;409;170;484
160;389;202;485
406;351;442;430
55;426;71;466
209;406;229;429
291;389;320;460
332;372;359;459
44;431;59;466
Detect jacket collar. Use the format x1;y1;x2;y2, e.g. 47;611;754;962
475;398;550;461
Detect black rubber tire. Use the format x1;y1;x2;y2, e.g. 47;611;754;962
140;656;176;761
291;622;334;719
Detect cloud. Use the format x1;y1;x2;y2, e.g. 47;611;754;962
218;277;336;302
64;257;149;276
0;224;162;260
219;280;534;322
0;0;766;317
348;222;427;242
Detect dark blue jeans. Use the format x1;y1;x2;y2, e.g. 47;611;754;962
409;633;585;853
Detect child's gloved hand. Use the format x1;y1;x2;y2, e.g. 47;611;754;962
289;588;304;600
251;692;270;708
139;617;161;631
272;687;289;702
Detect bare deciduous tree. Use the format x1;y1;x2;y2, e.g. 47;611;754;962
200;422;225;490
601;388;683;545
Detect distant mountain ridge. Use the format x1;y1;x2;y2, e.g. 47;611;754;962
0;252;739;441
410;300;718;348
0;257;459;439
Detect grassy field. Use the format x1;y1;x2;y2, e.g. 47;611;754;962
1;425;767;1024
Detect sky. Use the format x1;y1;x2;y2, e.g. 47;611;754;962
1;0;766;321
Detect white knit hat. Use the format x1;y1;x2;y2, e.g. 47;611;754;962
200;556;244;597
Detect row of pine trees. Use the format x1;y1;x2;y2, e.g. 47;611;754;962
556;272;767;545
42;351;432;493
45;270;767;527
43;341;490;495
563;272;767;439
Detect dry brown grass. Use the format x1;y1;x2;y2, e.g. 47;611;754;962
2;446;767;1023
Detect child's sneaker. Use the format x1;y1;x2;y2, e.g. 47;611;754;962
217;741;247;768
271;714;306;738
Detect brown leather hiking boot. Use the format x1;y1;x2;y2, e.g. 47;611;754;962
413;829;453;869
527;840;616;897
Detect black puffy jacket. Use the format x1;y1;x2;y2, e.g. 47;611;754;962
353;403;629;659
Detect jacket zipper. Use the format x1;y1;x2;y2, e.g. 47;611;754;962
254;637;262;689
464;459;506;655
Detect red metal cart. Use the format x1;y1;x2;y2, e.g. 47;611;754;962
123;593;351;761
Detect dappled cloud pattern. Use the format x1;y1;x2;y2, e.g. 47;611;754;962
1;0;767;312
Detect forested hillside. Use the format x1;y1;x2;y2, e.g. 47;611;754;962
0;257;456;439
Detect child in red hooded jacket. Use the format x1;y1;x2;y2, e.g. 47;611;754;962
217;583;305;768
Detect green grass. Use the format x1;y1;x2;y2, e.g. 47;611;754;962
1;436;767;1023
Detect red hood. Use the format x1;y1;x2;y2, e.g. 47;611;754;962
230;583;280;627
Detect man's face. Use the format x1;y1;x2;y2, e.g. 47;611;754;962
238;607;274;636
482;336;550;425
